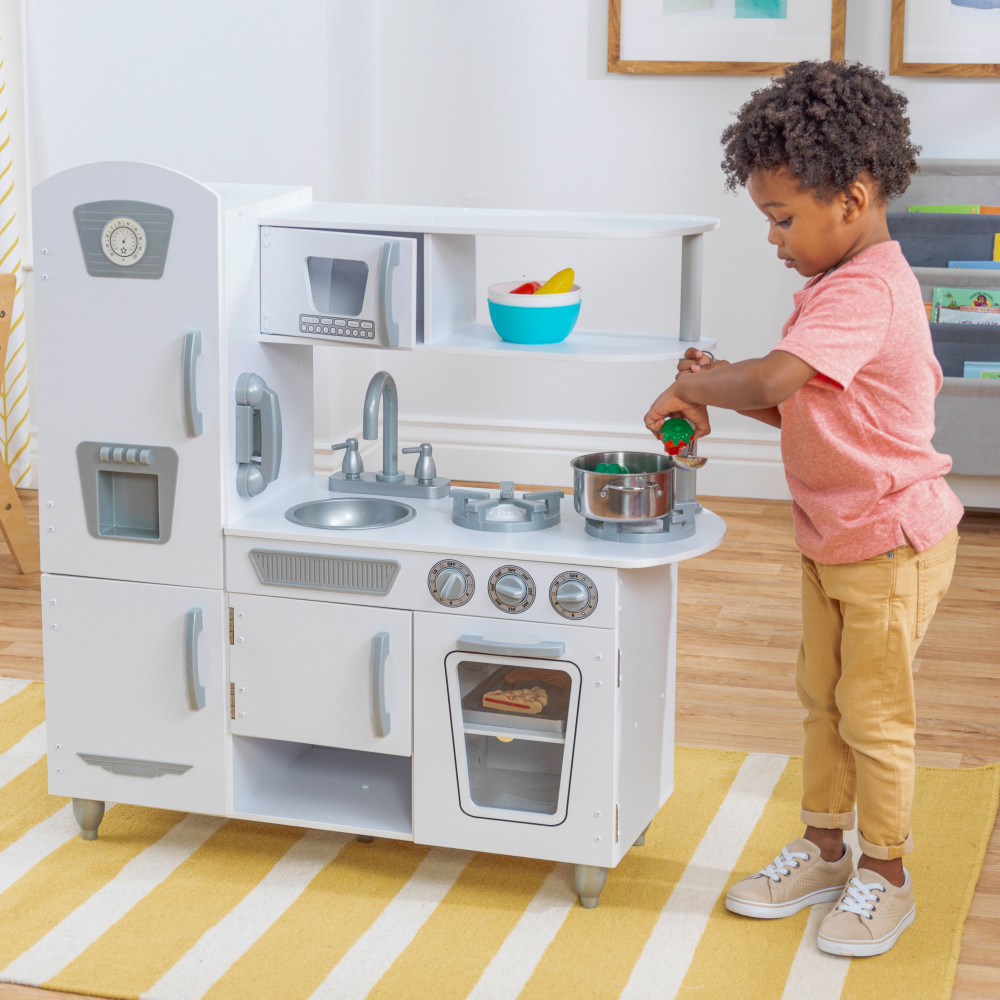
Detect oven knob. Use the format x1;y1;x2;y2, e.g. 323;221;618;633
550;571;598;620
489;565;535;614
428;559;474;607
437;567;468;601
496;574;527;604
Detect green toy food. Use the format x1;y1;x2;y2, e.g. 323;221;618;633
660;417;694;456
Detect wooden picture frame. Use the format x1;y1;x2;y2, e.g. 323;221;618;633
890;0;1000;77
608;0;846;76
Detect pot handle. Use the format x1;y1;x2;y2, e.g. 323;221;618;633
599;478;663;500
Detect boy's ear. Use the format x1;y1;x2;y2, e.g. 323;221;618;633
843;178;873;221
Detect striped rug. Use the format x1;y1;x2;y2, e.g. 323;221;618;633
2;678;997;1000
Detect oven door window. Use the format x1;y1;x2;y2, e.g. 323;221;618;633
444;653;580;826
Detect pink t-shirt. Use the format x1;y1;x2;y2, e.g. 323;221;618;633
773;240;963;564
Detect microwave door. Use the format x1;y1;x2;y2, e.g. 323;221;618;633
261;227;418;348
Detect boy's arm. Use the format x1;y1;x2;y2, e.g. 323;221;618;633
645;350;816;438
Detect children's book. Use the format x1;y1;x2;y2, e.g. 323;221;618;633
907;205;1000;214
931;286;1000;325
948;261;1000;270
908;204;980;214
963;361;1000;379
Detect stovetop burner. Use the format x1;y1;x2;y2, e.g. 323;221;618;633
585;500;701;544
452;482;563;532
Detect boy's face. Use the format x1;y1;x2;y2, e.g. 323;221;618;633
747;166;865;278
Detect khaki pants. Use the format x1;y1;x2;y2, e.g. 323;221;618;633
796;528;959;861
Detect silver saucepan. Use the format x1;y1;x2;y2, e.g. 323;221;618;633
572;451;681;522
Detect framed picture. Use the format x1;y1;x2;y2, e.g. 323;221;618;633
608;0;846;76
890;0;1000;76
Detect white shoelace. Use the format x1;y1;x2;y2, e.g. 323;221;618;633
835;875;885;919
759;845;809;882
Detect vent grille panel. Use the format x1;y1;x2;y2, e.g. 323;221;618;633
249;549;400;595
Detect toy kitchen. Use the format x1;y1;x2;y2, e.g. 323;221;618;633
33;161;724;908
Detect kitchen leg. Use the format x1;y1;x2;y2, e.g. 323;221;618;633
72;798;106;841
573;864;608;908
634;822;651;847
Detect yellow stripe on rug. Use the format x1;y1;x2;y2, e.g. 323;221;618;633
0;682;997;1000
0;679;42;755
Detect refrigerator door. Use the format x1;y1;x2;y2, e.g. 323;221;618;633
33;161;225;589
43;574;227;816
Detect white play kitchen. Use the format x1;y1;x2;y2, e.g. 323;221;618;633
33;161;724;908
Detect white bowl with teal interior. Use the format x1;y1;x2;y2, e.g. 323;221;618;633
487;281;582;345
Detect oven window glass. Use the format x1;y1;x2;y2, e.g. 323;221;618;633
306;256;369;316
452;658;573;818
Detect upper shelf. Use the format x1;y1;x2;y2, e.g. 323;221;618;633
260;202;720;239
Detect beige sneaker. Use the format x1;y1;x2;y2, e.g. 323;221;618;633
817;868;915;957
725;838;854;919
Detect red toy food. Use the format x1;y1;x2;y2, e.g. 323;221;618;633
510;281;541;295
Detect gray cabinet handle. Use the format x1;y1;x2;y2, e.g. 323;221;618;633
371;631;390;737
377;240;401;347
456;634;565;659
183;331;203;437
185;608;205;710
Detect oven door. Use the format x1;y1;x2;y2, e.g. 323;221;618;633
445;641;580;826
413;611;619;863
260;226;419;347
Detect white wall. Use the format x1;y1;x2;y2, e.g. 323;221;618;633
8;0;1000;495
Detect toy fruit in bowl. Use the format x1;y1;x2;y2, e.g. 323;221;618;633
487;268;581;345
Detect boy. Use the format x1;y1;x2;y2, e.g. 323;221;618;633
644;60;962;957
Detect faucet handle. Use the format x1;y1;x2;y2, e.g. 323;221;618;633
402;443;437;484
332;438;363;479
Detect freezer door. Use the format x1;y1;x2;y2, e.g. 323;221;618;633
43;574;227;816
33;162;225;589
229;593;413;757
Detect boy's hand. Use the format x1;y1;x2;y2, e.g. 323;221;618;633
644;384;711;442
677;347;727;375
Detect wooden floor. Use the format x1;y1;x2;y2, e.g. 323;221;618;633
1;490;998;1000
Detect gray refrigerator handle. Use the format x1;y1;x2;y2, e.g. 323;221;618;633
182;331;203;437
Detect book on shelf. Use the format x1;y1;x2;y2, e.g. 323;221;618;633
962;361;1000;379
907;204;1000;214
931;286;1000;325
948;261;1000;270
995;234;1000;261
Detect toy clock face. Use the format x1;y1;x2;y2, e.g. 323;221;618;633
100;216;147;267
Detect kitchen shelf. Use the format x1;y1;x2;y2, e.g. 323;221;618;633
232;736;413;839
260;202;719;239
258;201;719;360
265;327;717;362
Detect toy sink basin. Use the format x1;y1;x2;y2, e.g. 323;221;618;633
286;497;416;529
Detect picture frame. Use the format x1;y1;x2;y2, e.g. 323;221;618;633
608;0;846;76
890;0;1000;77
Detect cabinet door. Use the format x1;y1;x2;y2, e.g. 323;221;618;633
229;594;412;757
42;574;227;815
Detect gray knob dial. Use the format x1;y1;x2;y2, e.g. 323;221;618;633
488;565;535;613
428;559;474;607
436;567;468;601
549;571;597;620
495;573;527;604
556;580;590;611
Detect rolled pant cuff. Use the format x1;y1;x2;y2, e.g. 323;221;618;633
858;829;913;861
801;808;855;831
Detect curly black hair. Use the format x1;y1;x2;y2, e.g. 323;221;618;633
720;60;921;202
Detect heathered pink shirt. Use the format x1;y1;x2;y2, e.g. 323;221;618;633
772;240;963;564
